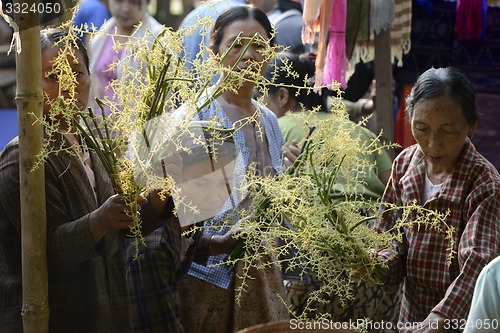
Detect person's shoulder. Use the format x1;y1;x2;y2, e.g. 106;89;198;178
0;137;19;157
205;0;247;14
278;114;307;143
278;113;305;128
180;0;244;27
75;0;97;11
141;14;164;34
471;155;500;181
255;101;284;137
392;144;421;171
82;0;107;11
478;255;500;284
74;0;109;18
0;138;20;179
272;8;302;26
179;7;200;27
350;122;377;138
0;138;20;204
396;144;420;158
91;16;116;36
310;111;331;121
255;100;278;120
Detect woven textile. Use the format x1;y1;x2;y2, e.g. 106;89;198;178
347;0;412;77
456;0;488;40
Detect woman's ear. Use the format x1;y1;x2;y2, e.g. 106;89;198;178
276;87;290;108
209;45;219;63
468;116;480;138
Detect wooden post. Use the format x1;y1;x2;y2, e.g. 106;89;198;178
374;28;394;152
154;0;191;29
14;1;49;332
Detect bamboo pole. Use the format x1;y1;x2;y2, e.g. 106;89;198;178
374;28;395;157
13;1;49;332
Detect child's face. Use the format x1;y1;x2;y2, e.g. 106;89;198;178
108;0;148;33
176;156;235;226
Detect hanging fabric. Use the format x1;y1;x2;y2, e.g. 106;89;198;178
390;0;412;66
303;0;412;90
456;0;488;40
302;0;322;45
302;0;334;91
371;0;395;35
347;0;412;79
345;0;370;61
323;0;347;89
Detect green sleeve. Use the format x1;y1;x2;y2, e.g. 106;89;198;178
278;115;307;146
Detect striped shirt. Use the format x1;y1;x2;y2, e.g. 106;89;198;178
177;98;285;289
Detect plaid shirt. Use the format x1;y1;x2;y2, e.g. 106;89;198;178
0;135;129;332
125;220;202;333
0;135;164;333
377;139;500;325
178;99;285;289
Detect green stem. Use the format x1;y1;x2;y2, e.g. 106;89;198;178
75;117;113;176
196;33;262;113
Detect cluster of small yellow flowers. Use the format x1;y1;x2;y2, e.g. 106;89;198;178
39;13;455;319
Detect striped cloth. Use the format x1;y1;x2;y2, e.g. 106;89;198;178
347;0;412;77
174;97;286;289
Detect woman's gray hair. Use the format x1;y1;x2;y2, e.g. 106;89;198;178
405;67;479;126
40;27;89;72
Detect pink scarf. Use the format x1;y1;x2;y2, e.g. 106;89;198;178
456;0;487;40
323;0;347;88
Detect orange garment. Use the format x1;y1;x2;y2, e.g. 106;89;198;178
394;83;416;150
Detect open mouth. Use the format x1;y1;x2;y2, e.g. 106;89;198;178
427;155;443;163
238;66;260;77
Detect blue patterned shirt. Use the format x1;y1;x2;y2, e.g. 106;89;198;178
175;98;285;289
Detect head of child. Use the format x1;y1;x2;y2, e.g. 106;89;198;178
41;27;90;130
108;0;150;35
210;5;275;84
174;123;238;226
258;52;326;118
